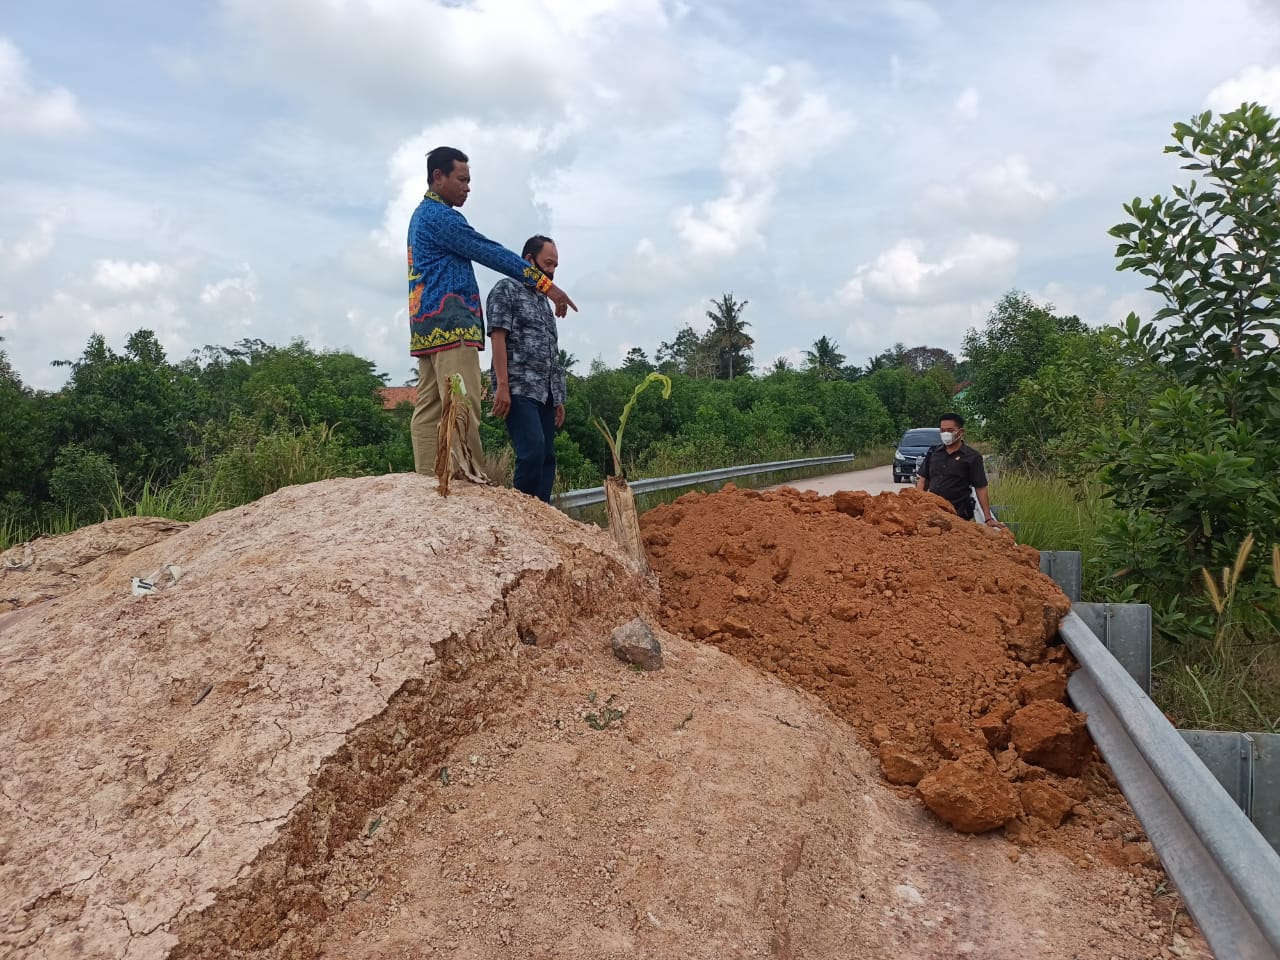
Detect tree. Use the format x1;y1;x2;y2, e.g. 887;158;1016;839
803;336;846;380
59;330;190;491
558;348;578;377
704;294;754;380
621;347;654;376
1111;103;1280;422
961;291;1088;453
1001;328;1144;470
902;345;957;376
655;325;702;376
1094;103;1280;598
865;342;907;374
767;356;793;376
0;336;51;510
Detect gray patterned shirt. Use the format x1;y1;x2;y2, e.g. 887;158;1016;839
485;277;567;406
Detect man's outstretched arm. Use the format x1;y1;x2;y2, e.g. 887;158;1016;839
433;213;578;317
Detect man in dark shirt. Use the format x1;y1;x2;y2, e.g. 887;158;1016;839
486;235;568;503
915;412;1000;526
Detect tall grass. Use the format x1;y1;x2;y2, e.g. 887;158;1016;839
0;424;365;551
1153;641;1280;732
989;470;1113;597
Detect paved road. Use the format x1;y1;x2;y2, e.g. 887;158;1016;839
774;464;907;496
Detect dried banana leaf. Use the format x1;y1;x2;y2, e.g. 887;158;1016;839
434;374;489;497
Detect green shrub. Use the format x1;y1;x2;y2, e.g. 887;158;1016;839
48;443;119;523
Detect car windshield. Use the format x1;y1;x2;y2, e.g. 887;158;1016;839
901;429;941;447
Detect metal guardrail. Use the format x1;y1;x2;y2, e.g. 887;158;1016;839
554;453;857;511
1059;612;1280;959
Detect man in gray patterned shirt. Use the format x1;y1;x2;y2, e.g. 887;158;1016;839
486;235;568;502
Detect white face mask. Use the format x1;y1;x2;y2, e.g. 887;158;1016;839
940;430;957;445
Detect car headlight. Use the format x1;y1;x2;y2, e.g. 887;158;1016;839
894;449;905;460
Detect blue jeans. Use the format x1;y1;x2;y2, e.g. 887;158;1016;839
506;394;557;502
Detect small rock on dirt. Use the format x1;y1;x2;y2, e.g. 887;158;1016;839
930;721;989;759
610;619;664;671
1016;664;1069;704
879;741;929;786
1019;781;1076;827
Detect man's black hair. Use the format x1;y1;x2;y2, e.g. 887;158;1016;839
427;146;469;181
940;412;965;428
521;235;554;260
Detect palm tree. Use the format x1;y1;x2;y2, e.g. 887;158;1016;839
768;356;793;376
803;336;847;380
705;293;753;380
558;348;578;377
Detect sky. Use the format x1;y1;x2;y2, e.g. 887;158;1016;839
2;0;1279;390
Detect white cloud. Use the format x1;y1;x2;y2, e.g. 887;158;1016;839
0;37;89;137
200;267;259;306
1206;64;1280;112
376;120;566;256
675;64;855;257
842;299;992;360
151;46;205;84
5;0;1280;394
922;155;1057;220
842;233;1018;305
221;0;683;132
92;260;171;293
952;86;981;121
2;210;66;269
888;0;942;32
25;291;190;380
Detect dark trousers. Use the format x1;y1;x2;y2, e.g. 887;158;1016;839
506;394;557;502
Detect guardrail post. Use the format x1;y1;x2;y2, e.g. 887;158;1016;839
1038;550;1082;602
1072;602;1152;694
1251;733;1280;856
1179;730;1255;816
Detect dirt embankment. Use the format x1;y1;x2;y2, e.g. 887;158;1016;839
0;477;1207;959
642;485;1161;858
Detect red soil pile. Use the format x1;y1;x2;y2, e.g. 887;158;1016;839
642;484;1137;850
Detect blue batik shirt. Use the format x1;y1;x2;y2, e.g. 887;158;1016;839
485;278;567;407
406;191;551;356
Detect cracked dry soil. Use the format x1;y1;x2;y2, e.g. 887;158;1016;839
1;476;1209;959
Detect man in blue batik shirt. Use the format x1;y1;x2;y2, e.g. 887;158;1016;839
486;235;568;503
406;146;577;476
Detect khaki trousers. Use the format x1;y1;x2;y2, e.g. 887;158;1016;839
410;346;486;476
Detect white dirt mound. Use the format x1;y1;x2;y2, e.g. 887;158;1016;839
1;476;650;959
